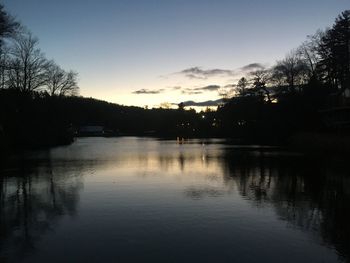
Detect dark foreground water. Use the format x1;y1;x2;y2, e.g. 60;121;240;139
0;137;349;262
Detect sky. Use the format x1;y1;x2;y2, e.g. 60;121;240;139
2;0;349;108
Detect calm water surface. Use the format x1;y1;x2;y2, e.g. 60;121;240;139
0;137;349;262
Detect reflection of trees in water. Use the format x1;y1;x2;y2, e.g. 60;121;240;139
222;149;350;262
156;147;219;172
0;155;83;262
184;185;233;199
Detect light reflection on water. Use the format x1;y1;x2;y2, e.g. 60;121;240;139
0;137;349;262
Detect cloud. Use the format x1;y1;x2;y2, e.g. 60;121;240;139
195;85;221;91
181;85;221;94
179;99;223;107
178;67;234;79
224;84;236;88
132;88;165;94
241;63;265;71
171;86;182;90
182;89;203;95
185;73;208;80
174;63;267;80
133;85;220;95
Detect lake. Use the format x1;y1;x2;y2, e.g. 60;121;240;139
0;137;349;262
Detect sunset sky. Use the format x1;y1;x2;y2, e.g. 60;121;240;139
3;0;349;108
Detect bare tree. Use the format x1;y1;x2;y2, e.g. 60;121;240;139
45;62;79;96
0;45;10;89
273;50;308;92
297;31;323;79
7;31;49;92
0;5;20;89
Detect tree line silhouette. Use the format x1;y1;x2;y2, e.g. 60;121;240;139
0;4;349;151
0;5;78;95
218;10;350;144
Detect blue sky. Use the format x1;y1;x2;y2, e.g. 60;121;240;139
3;0;349;108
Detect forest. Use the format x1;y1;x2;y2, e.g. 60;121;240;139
0;4;349;151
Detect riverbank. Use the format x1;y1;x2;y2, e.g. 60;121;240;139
289;132;350;154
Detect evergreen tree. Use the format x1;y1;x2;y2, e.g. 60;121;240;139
318;10;350;92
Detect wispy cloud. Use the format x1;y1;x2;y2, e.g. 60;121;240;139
240;63;265;71
132;88;165;94
181;84;221;94
176;64;265;80
137;63;266;96
177;67;235;79
171;86;182;90
179;99;223;107
195;85;221;91
185;73;207;80
181;89;203;95
133;85;220;95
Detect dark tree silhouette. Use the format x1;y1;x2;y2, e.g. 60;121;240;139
45;62;79;96
7;31;49;92
297;32;322;79
249;69;272;102
0;5;19;89
178;102;185;111
236;77;249;96
318;10;350;92
272;50;308;93
0;4;19;45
